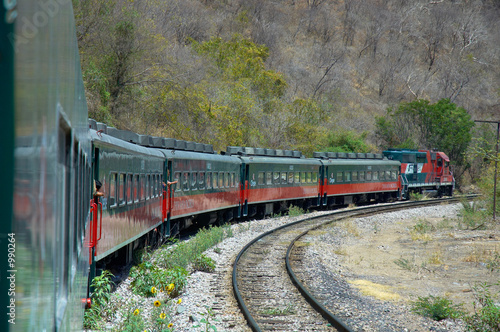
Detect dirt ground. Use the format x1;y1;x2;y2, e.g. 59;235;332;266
329;207;500;313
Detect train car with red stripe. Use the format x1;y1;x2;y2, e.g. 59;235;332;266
226;146;322;218
315;152;402;206
4;1;93;330
88;121;243;269
166;145;242;233
89;125;165;263
383;149;454;197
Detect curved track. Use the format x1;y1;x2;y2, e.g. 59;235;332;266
233;197;470;331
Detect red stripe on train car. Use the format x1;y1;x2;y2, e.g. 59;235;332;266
324;181;399;195
245;185;319;203
171;190;240;216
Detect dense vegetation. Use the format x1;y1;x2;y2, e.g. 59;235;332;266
73;0;500;187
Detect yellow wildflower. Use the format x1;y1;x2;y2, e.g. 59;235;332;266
177;298;182;304
151;286;157;294
168;323;173;328
160;312;166;319
167;283;175;292
154;300;161;307
133;309;140;316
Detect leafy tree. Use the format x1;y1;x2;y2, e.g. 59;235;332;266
375;99;474;170
323;130;375;153
284;98;328;156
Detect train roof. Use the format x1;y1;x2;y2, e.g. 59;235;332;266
224;146;320;165
158;148;241;163
89;119;215;154
225;146;304;158
90;129;165;158
314;152;400;167
313;152;384;159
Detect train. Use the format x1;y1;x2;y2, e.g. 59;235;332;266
1;2;455;331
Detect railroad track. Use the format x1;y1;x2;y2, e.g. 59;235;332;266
232;196;472;332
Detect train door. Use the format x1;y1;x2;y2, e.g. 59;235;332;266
435;155;444;181
240;163;249;217
162;160;174;236
56;117;72;328
88;146;103;290
320;164;327;206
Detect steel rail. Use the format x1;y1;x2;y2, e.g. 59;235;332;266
233;196;475;331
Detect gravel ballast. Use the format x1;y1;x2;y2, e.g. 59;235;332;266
105;203;489;331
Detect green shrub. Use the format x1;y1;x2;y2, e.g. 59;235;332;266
130;265;188;298
458;199;489;229
410;295;464;321
120;308;145;332
409;192;424;201
464;283;500;331
84;270;114;329
288;205;305;217
158;225;232;270
193;254;216;273
412;219;435;234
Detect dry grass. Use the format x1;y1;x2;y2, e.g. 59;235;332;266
348;279;401;302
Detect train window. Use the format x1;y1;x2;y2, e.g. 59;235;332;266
140;175;145;201
183;173;189;191
366;171;371;181
288;172;294;184
174;172;181;191
191;172;198;190
386;170;391;180
336;172;343;182
300;172;305;183
272;172;279;184
219;172;225;188
199;172;205;190
312;172;318;183
159;175;163;195
379;171;385;180
372;171;378;181
119;174;125;205
206;172;212;189
417;154;427;163
352;171;358;182
402;154;416;163
150;175;154;196
153;174;157;196
145;175;149;199
258;172;265;185
359;171;365;181
294;172;300;183
225;173;230;188
127;174;133;204
266;172;272;185
213;173;218;188
391;171;397;180
230;173;235;187
134;175;139;202
306;172;312;183
345;172;351;182
149;174;156;198
109;173;117;207
280;172;286;184
329;172;335;184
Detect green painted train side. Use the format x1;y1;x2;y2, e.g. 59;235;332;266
1;3;15;332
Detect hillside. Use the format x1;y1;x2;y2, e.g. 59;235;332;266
74;0;500;153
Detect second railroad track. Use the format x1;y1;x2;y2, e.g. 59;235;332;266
232;197;469;332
